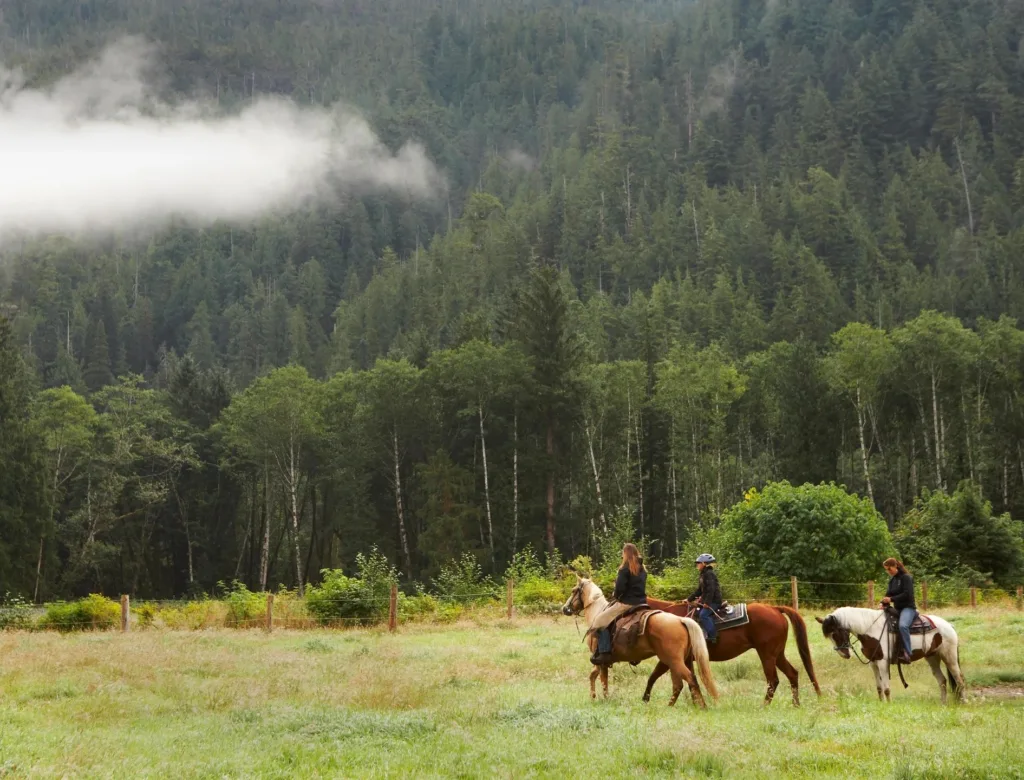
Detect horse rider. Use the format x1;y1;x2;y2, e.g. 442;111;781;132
589;543;648;665
688;553;723;644
880;557;916;665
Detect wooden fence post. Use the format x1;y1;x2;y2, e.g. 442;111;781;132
388;584;398;632
921;580;928;611
1017;586;1023;611
791;576;799;611
970;587;977;609
506;579;514;619
867;580;874;607
120;594;129;632
265;592;274;632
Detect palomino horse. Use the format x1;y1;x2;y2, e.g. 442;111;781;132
561;576;719;708
818;607;965;703
641;598;821;707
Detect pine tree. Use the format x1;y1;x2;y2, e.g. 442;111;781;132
83;318;114;392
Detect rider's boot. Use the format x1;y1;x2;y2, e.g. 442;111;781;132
590;628;613;665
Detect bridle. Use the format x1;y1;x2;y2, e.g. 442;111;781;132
826;611;885;666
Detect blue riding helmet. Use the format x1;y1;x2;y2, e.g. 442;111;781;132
695;553;716;564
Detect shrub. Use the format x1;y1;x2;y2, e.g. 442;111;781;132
39;594;120;632
722;481;894;591
133;602;158;628
306;548;400;626
398;591;439;621
0;593;32;630
154;600;220;630
434;552;498;602
221;581;267;627
895;481;1024;586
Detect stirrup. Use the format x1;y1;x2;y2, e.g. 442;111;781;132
590;652;613;666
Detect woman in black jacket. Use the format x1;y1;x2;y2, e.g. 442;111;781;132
881;557;917;664
589;543;647;665
689;553;723;643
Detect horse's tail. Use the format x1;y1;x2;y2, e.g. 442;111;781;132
681;616;719;702
948;644;962;697
774;605;821;696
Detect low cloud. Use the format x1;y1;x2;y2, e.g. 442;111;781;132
0;37;443;244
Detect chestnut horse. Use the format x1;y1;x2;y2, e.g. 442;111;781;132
641;598;821;706
561;576;719;708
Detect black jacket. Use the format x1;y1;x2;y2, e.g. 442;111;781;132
886;571;916;610
689;566;723;606
612;565;648;605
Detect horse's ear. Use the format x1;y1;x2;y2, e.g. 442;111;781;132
575;572;582;583
815;616;824;624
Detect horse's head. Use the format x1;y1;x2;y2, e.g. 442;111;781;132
561;574;589;616
816;613;852;659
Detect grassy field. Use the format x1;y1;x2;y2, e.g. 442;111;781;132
1;608;1023;779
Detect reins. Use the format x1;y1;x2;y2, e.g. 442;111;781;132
832;611;885;666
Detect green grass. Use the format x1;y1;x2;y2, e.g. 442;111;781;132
1;608;1023;778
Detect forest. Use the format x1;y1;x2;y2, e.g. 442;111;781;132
2;0;1024;600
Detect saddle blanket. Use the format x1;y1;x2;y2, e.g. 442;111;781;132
888;612;937;635
710;603;749;632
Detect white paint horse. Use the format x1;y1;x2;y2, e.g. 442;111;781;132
817;607;965;703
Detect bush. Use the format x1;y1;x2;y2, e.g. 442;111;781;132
306;548;400;625
221;581;266;627
722;481;894;590
153;600;220;630
39;594;120;632
895;481;1024;586
0;593;32;630
398;591;439;621
434;552;498;602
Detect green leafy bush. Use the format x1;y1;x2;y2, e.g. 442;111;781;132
154;600;220;630
221;581;267;627
0;593;32;630
39;594;120;632
722;481;893;594
306;548;400;625
434;552;498;602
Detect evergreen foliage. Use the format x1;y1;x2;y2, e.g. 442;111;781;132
3;0;1024;596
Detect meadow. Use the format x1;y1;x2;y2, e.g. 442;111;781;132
1;607;1023;779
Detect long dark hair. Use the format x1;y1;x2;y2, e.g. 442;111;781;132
621;543;644;576
883;557;908;575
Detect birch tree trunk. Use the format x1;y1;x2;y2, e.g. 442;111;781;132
287;436;304;596
584;419;607;533
512;411;519;554
260;460;270;591
478;401;494;566
634;410;644;535
393;427;412;577
930;370;943;488
855;386;875;506
34;460;63;603
545;420;556;555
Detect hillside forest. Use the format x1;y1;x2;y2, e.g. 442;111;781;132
3;0;1024;600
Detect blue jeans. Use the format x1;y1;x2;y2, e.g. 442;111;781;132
898;608;918;656
697;605;720;641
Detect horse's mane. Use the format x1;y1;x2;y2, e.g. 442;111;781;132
833;606;885;634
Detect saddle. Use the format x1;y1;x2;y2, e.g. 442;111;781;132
608;604;660;651
884;607;936;636
686;601;750;632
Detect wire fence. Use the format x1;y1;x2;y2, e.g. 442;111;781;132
3;577;1021;633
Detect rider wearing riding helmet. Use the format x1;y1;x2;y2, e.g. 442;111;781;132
689;553;723;644
881;557;916;664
